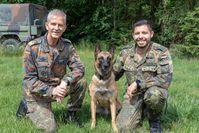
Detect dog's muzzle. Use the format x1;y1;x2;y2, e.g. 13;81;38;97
101;60;109;73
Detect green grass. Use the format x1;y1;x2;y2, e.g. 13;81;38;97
0;48;199;133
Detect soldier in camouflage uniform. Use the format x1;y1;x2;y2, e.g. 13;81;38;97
16;9;86;132
113;20;173;133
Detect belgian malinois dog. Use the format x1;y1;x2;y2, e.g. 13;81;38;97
89;44;121;132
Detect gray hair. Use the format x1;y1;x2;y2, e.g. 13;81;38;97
47;9;67;24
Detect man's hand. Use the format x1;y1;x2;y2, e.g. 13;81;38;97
58;80;68;90
52;81;68;102
127;82;138;97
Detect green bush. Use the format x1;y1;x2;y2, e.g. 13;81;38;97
170;44;199;58
108;28;131;46
83;6;112;41
180;7;199;46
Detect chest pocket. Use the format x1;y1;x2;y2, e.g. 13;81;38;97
36;57;51;80
123;55;137;84
142;65;157;80
52;57;67;77
123;65;136;85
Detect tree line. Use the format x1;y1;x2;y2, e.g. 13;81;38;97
1;0;199;56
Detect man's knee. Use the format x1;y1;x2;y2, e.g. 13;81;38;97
116;99;143;132
71;78;87;93
144;86;167;111
28;112;56;133
43;122;56;133
78;78;87;91
26;101;56;132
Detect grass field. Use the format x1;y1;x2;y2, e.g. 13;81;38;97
0;47;198;133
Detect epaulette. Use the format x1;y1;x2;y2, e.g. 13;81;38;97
27;38;42;47
152;42;167;52
62;38;72;44
120;43;134;51
119;43;134;57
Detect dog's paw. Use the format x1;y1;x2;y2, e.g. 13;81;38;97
91;122;96;129
112;125;118;132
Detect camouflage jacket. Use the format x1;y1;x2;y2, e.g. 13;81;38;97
113;42;173;92
22;34;85;101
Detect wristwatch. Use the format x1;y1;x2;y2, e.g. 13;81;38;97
135;79;141;90
66;80;70;86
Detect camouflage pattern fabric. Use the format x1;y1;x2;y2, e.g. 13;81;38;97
144;86;167;118
26;79;86;132
116;93;143;133
21;34;86;132
113;42;173;132
113;42;173;90
67;79;87;111
116;87;167;132
26;101;56;133
22;34;85;102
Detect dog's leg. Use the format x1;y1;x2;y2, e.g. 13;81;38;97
91;98;96;129
110;100;118;132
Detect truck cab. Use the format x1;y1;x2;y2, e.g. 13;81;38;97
0;3;48;48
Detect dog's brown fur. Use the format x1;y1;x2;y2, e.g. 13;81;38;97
89;44;121;132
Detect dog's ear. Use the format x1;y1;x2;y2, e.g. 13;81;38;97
108;44;115;59
95;43;101;60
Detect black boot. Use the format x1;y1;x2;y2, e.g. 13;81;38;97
63;110;83;128
149;117;161;133
16;98;27;118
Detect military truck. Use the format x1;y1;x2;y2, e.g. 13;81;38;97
0;3;48;48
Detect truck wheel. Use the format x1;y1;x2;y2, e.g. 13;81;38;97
1;38;20;49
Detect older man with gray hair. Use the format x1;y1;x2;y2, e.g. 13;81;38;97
16;9;86;132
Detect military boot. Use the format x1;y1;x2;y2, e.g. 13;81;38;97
63;110;83;128
16;98;27;118
149;117;161;133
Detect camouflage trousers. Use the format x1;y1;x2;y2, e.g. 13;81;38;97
116;86;168;133
26;79;86;133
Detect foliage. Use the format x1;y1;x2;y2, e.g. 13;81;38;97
154;1;190;46
0;0;199;56
171;44;199;58
108;28;131;46
83;6;112;41
170;6;199;57
180;7;199;46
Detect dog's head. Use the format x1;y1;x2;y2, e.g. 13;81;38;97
94;43;115;77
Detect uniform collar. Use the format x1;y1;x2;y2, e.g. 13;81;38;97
134;41;153;56
133;42;153;65
57;38;65;52
127;42;135;58
43;33;65;52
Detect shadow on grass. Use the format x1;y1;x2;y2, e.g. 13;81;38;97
53;106;65;124
52;103;94;126
81;103;112;124
52;101;122;129
162;104;179;130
